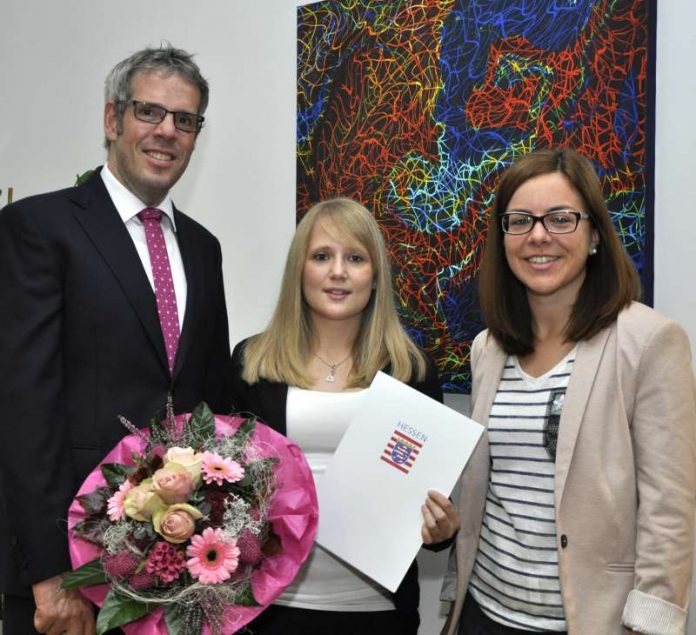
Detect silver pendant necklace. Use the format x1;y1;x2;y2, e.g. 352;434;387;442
314;353;351;383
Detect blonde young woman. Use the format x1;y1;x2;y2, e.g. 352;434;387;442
441;148;696;635
231;198;459;634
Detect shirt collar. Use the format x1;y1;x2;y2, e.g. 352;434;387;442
100;164;177;231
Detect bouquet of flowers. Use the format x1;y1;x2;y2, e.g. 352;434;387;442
64;402;318;634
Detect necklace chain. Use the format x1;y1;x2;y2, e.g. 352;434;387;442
314;353;351;383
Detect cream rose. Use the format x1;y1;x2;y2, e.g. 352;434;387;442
153;504;203;544
165;447;203;484
123;480;166;521
152;464;195;504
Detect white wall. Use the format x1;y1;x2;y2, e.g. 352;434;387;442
1;1;695;632
654;3;696;348
654;4;696;632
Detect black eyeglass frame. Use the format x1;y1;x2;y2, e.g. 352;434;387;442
121;100;205;133
500;209;590;235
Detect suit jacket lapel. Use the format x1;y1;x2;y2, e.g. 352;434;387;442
172;208;200;380
471;329;615;514
70;171;170;376
471;335;507;429
554;325;613;507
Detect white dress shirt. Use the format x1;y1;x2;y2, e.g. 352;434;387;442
100;165;187;331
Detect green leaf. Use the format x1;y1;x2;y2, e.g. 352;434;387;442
164;603;190;635
62;558;107;589
132;522;157;541
100;463;133;489
187;402;215;446
196;501;212;517
235;582;260;606
236;415;257;438
77;487;111;515
72;518;108;545
96;589;153;634
74;169;94;186
226;415;257;457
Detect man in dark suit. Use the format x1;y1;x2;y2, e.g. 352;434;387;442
0;44;232;634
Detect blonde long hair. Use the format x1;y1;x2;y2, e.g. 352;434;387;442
242;198;427;388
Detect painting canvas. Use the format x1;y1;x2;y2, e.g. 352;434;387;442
297;0;655;392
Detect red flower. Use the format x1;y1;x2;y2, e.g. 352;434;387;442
204;489;228;526
237;529;262;566
145;541;187;583
129;571;156;590
103;552;140;579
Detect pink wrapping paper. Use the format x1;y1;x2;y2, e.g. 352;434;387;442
67;414;318;634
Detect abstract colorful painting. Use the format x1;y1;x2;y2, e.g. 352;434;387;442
297;0;655;392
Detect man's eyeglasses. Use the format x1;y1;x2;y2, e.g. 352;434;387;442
501;209;590;235
122;100;204;133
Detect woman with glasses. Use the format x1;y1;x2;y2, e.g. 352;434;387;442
441;148;696;635
230;198;459;634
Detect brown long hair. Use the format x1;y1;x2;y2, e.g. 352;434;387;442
478;148;641;355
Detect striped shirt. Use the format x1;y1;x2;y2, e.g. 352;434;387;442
470;348;576;631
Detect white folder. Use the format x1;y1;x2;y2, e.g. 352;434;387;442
315;371;484;592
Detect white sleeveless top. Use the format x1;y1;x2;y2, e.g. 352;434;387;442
273;387;394;611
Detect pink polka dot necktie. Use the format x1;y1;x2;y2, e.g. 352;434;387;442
139;208;180;375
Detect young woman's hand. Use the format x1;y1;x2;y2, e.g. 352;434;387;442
421;489;460;544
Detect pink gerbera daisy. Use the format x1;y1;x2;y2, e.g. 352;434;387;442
186;527;240;584
201;452;245;485
107;480;134;521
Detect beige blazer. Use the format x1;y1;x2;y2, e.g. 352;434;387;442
446;303;696;635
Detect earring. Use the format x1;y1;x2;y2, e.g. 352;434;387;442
371;281;377;290
589;246;598;256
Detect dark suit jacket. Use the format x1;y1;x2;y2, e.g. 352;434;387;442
230;338;445;630
0;169;232;595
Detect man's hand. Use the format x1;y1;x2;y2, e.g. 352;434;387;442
32;574;95;635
